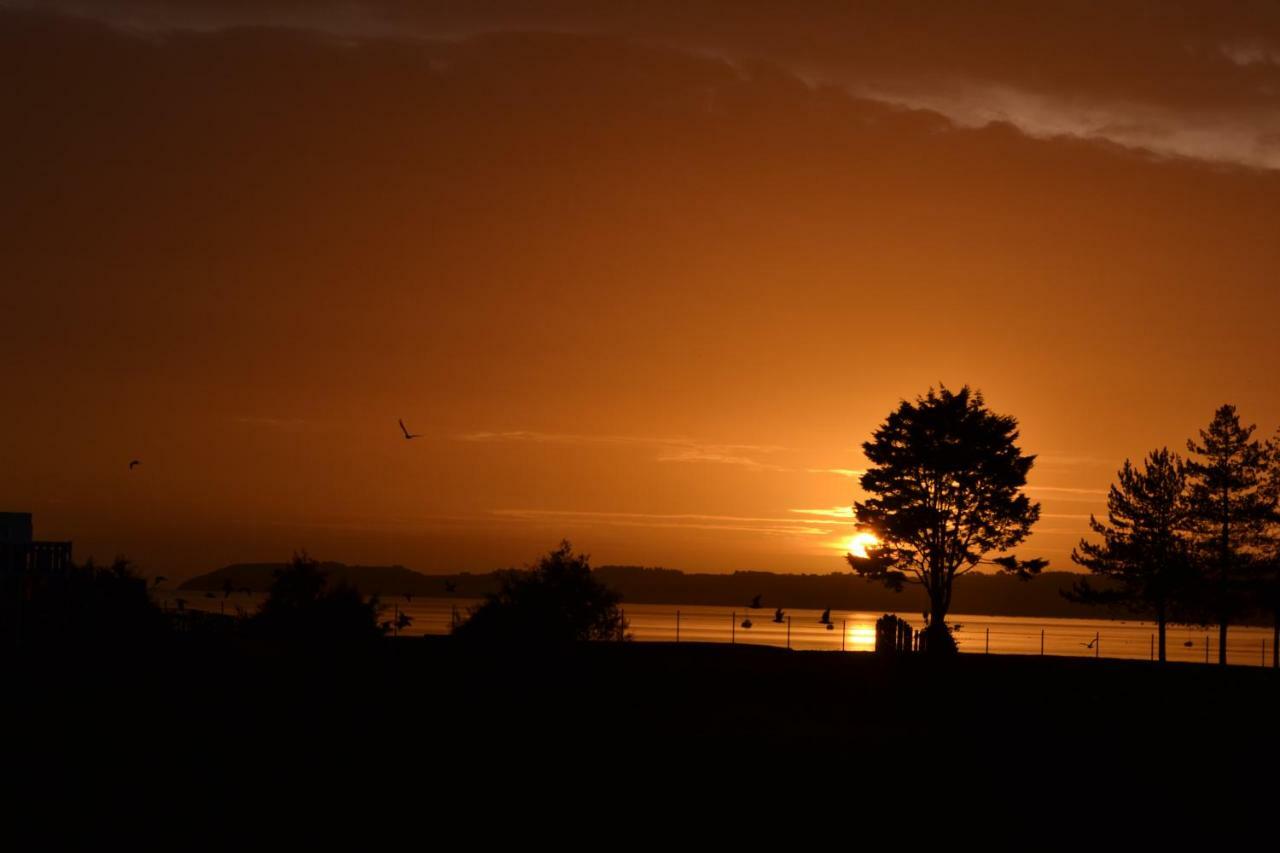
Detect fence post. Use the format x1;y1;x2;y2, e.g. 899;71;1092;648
676;610;680;643
786;616;791;650
1095;632;1100;659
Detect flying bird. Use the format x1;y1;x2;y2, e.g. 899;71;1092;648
1081;635;1098;649
398;419;422;440
129;460;141;469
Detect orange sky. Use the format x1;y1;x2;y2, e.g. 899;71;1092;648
4;3;1280;579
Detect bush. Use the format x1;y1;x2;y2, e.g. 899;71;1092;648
248;553;385;647
453;541;626;644
1;557;170;652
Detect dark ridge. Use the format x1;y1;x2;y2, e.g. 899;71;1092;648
182;563;1123;620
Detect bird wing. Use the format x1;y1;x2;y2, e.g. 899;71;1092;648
399;419;410;438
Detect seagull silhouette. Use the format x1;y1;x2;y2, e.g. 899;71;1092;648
1081;635;1098;649
129;460;141;469
398;419;422;440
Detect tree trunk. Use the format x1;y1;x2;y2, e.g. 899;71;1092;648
924;596;955;655
1156;601;1167;663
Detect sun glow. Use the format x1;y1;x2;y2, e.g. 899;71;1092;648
848;531;879;559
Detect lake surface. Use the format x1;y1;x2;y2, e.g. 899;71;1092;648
161;591;1277;666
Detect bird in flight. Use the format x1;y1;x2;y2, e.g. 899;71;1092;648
398;419;422;440
1081;635;1098;649
129;459;141;469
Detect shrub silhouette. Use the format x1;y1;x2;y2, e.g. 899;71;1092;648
2;556;169;651
453;541;626;644
249;552;385;646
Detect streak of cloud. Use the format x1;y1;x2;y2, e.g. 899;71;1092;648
459;430;791;471
490;508;839;537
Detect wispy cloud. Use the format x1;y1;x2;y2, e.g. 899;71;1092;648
1024;485;1108;496
807;467;865;478
789;506;855;519
490;508;836;537
232;416;322;431
1221;42;1280;67
458;430;791;471
849;79;1280;171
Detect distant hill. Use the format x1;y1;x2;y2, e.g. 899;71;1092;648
593;566;1117;620
179;563;484;598
182;562;1118;620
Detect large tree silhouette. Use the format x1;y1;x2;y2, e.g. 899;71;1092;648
847;386;1045;653
1262;430;1280;668
1184;405;1273;665
1068;448;1194;662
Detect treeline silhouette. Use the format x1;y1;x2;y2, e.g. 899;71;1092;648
182;562;1133;620
1068;404;1280;665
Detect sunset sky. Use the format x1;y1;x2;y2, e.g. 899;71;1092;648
4;1;1280;580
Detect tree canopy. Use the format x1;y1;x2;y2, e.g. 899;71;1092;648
1068;447;1193;661
453;541;627;644
1184;404;1274;664
848;385;1045;652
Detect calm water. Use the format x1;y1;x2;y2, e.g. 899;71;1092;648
160;592;1278;667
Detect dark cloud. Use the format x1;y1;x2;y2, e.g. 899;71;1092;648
13;0;1280;167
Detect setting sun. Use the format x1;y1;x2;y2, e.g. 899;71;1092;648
848;532;880;559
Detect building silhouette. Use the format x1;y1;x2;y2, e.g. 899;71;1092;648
0;512;72;576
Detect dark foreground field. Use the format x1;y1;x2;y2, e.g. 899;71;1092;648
9;638;1280;819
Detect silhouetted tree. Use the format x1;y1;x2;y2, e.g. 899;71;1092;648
1258;431;1280;668
453;541;627;644
1184;405;1274;665
250;552;385;646
847;386;1046;653
1068;448;1194;662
